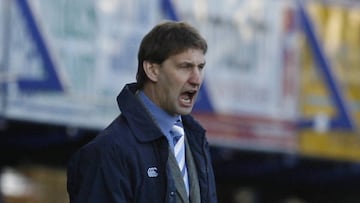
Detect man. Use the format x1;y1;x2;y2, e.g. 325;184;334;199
67;21;217;203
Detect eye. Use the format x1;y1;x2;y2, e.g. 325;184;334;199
198;63;205;71
179;62;193;70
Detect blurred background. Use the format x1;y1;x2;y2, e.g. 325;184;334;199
1;0;360;202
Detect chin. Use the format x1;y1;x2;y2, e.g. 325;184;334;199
178;108;193;115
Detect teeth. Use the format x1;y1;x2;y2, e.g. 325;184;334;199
181;94;191;103
181;97;191;103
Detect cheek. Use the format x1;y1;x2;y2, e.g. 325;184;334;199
162;74;183;89
161;80;180;103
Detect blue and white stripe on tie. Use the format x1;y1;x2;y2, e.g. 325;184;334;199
171;121;189;196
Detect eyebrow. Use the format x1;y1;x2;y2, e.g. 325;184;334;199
177;60;206;66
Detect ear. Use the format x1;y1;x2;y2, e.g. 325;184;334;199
143;60;160;82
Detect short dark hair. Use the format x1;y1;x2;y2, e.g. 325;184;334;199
136;21;207;89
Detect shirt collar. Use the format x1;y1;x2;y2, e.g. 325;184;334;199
137;91;180;135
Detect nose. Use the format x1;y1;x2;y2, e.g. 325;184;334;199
189;67;203;87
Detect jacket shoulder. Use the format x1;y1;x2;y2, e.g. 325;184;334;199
69;115;135;165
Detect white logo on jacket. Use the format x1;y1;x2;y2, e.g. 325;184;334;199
147;167;158;177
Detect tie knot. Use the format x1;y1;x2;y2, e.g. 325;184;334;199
171;122;184;144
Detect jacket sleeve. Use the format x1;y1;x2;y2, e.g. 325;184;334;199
67;145;133;203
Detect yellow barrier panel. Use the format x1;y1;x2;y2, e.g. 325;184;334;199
300;131;360;162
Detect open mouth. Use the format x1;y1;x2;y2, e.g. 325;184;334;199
180;90;197;105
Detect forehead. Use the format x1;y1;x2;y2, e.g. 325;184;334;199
168;48;205;64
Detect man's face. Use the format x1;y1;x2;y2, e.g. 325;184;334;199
152;48;206;116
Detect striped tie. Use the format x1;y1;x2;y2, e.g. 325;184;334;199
171;121;189;196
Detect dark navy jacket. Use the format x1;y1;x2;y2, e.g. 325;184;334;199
67;83;217;203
